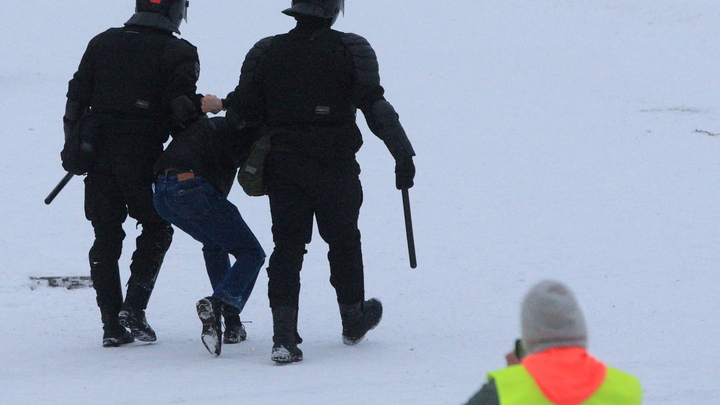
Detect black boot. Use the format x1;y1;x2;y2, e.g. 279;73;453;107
118;306;156;342
101;310;134;347
271;306;303;363
90;240;127;347
197;297;223;356
339;298;383;345
119;284;156;342
103;324;135;347
222;314;247;344
118;221;172;342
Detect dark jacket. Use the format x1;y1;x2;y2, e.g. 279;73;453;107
68;24;201;124
222;18;414;166
65;23;202;177
154;117;258;197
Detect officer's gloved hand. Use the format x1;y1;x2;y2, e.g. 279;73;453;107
395;156;415;190
61;117;90;175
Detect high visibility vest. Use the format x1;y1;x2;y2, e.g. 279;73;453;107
489;364;642;405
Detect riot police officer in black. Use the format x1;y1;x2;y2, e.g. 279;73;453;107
62;0;202;347
203;0;416;363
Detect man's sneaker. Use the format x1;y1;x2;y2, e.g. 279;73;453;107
118;307;157;342
341;298;383;346
223;315;247;344
196;297;223;356
103;326;135;348
271;343;303;363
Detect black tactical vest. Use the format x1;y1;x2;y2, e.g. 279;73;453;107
89;27;169;119
261;29;356;128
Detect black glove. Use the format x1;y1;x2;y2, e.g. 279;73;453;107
395;156;415;190
61;117;93;175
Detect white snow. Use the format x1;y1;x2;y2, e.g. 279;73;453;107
1;0;719;404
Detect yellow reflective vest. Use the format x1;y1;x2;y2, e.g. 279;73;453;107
489;364;642;405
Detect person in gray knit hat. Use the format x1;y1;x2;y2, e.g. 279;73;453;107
520;279;588;355
461;279;642;405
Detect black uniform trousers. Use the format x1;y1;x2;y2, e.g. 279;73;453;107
84;130;172;327
265;151;365;309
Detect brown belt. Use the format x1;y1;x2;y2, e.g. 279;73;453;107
163;169;195;182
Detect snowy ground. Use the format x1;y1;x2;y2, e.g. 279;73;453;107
1;0;719;404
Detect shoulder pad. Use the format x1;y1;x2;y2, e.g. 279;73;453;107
342;33;376;56
246;36;274;60
342;33;370;46
164;36;199;56
179;38;198;51
342;34;377;66
241;36;274;77
89;28;118;45
341;33;379;83
163;38;200;74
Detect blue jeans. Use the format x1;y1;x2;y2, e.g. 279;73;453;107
153;174;265;314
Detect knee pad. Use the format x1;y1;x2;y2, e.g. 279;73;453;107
134;222;174;263
90;223;125;263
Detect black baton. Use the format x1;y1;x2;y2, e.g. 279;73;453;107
402;188;417;268
45;172;74;205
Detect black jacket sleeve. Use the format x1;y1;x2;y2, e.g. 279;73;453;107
66;34;101;115
342;33;415;161
162;38;203;132
223;36;274;128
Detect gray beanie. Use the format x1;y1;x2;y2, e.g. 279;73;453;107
521;279;588;355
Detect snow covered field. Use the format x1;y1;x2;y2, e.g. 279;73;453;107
1;0;719;403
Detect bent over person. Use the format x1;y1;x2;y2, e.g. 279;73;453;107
462;280;642;405
153;117;265;357
202;0;416;363
61;0;202;347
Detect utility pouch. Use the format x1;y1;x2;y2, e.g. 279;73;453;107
237;130;272;197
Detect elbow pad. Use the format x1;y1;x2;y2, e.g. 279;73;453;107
64;100;87;122
63;100;89;152
61;102;94;175
366;100;415;160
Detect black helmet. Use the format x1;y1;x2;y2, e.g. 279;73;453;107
135;0;189;31
282;0;344;26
